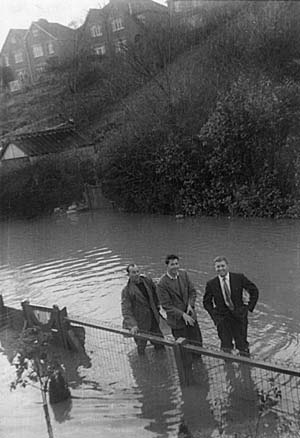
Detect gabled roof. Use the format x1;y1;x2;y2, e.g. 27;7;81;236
25;19;75;42
80;1;167;35
1;29;27;54
81;8;106;28
0;122;91;159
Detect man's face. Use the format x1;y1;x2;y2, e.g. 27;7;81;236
214;260;229;277
128;265;140;283
167;258;180;276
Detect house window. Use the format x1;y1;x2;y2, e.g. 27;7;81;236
3;55;9;66
90;25;102;37
17;70;26;81
47;42;55;55
94;45;106;56
11;36;16;44
32;44;44;58
36;64;46;73
14;51;23;64
32;28;39;37
111;17;124;32
9;80;21;92
115;39;127;53
137;14;146;24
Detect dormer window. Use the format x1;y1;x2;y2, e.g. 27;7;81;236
111;17;124;32
90;25;102;37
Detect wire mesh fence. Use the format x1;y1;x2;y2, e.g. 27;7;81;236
66;315;300;438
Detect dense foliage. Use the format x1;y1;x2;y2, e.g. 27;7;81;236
0;156;96;218
100;1;300;218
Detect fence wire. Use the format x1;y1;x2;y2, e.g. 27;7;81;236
67;315;300;438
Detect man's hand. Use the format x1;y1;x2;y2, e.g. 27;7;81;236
159;306;167;320
186;304;196;318
130;326;138;335
183;312;195;326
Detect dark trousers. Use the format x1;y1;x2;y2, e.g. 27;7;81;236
135;315;164;353
171;321;203;347
217;314;249;355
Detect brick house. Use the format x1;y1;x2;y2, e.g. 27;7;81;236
79;0;168;57
0;29;30;91
24;19;76;83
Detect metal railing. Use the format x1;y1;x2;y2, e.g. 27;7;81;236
66;314;300;437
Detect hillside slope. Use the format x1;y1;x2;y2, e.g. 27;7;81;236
2;1;300;218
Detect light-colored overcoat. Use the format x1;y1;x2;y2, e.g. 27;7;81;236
157;270;197;329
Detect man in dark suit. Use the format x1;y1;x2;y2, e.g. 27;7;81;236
157;254;202;346
121;263;164;355
203;256;259;356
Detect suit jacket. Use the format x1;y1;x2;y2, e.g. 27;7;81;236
157;270;197;329
203;272;259;325
121;275;160;331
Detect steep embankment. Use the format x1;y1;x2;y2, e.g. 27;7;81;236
2;1;300;218
96;1;300;218
0;0;242;136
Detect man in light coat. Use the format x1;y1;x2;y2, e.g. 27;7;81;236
157;254;202;346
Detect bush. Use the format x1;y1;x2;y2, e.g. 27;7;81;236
0;155;95;219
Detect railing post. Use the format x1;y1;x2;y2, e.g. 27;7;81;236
54;306;69;350
173;337;193;386
0;295;4;327
21;300;31;327
0;295;4;312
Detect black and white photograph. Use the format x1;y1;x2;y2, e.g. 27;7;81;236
1;0;300;437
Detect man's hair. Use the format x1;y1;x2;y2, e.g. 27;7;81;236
165;254;179;265
126;263;137;274
213;256;229;265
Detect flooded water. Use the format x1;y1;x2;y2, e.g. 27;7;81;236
1;211;300;437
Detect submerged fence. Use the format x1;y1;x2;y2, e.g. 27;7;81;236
66;314;300;438
1;296;300;437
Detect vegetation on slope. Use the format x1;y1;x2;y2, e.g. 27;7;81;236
2;1;300;218
100;1;300;218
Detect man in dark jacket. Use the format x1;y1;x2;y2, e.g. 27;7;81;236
121;263;164;355
157;254;202;346
203;256;259;356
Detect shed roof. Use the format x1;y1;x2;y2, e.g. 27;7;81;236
0;123;91;159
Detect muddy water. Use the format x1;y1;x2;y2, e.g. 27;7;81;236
1;211;300;437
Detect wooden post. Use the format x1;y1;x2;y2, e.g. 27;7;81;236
52;305;68;350
21;300;31;327
173;337;193;386
56;306;70;350
0;295;4;312
0;295;4;327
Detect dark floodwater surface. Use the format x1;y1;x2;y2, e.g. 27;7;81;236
1;211;300;437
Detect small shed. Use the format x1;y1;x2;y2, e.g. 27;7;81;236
0;122;94;170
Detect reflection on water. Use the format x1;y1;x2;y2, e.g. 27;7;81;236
1;211;300;436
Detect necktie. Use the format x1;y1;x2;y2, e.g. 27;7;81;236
223;277;234;311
